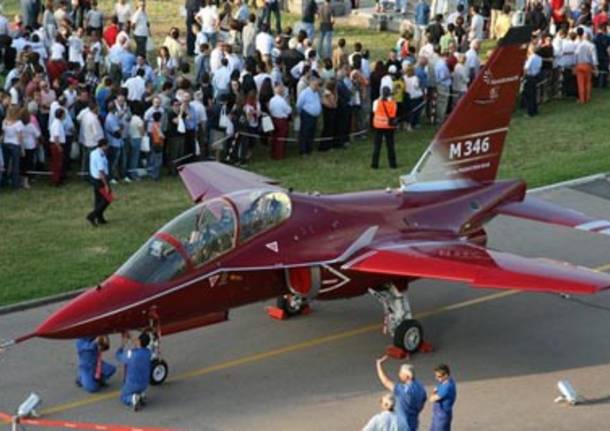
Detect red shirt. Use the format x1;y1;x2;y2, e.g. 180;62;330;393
103;24;119;47
594;12;608;34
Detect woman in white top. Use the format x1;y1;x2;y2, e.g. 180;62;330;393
68;27;85;66
403;64;424;131
114;0;132;30
1;106;25;188
21;107;41;189
157;46;177;80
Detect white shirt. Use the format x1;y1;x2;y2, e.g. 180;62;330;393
254;73;272;91
452;63;469;92
268;94;292;119
380;75;394;94
129;115;145;138
190;100;208;125
212;66;231;92
122;75;146;101
362;411;398;431
23;122;41;150
114;2;132;24
77;108;104;147
9;86;19;105
131;9;149;37
68;35;84;65
255;32;274;55
197;6;219;33
50;118;66;144
209;47;224;73
465;48;480;75
470;13;485;41
404;75;423;98
3;121;24;145
50;41;65;61
89;147;109;179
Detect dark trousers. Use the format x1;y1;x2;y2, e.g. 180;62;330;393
261;2;282;33
134;36;147;58
186;12;197;56
2;143;21;188
335;105;351;147
298;111;317;154
407;96;424;128
89;179;110;222
319;107;337;151
371;128;396;168
62;136;73;178
598;60;609;88
523;75;538;117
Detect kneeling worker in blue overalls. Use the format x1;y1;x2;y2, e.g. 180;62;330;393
116;331;152;411
75;336;117;392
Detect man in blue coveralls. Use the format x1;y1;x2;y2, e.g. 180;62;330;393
376;356;427;430
116;331;152;411
75;336;116;392
428;364;457;431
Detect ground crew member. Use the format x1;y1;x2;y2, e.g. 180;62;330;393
116;331;152;411
371;86;398;169
429;364;457;431
376;356;427;431
75;336;116;393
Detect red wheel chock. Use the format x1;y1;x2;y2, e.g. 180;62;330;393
301;304;312;315
265;306;287;320
385;341;434;359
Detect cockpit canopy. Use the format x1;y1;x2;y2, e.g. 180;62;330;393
116;190;291;284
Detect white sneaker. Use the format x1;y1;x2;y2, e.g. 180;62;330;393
110;179;118;185
123;177;132;183
131;393;141;411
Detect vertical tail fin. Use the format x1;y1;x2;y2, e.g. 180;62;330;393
403;26;532;190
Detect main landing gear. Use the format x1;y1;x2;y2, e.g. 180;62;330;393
369;284;426;354
267;294;311;320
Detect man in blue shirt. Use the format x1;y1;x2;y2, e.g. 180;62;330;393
116;332;152;411
434;50;452;124
376;356;427;431
75;336;116;392
296;73;322;155
429;364;457;431
87;140;111;226
104;104;123;183
522;44;542;117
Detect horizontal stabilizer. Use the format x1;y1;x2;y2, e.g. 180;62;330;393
343;241;610;295
496;196;610;236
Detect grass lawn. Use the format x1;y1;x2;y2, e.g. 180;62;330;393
1;1;610;305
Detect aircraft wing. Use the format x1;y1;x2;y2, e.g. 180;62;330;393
495;196;610;236
342;241;610;295
178;162;281;202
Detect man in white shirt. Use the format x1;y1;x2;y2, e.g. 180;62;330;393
196;0;219;47
469;6;485;42
131;0;149;57
465;39;480;82
50;108;67;185
209;42;225;73
77;102;104;175
255;24;274;59
87;140;111;226
212;57;231;97
122;69;146;112
268;82;292;160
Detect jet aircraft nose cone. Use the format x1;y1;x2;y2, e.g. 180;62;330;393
35;276;149;339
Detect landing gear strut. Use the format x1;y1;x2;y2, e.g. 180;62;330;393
147;313;169;386
369;284;424;353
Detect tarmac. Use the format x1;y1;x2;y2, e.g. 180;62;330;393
2;178;610;430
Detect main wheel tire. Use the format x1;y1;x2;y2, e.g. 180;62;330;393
393;319;423;353
150;359;169;386
276;294;303;317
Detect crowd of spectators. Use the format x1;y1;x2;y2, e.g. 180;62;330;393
0;0;605;192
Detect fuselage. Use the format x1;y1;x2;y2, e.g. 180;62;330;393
35;179;526;339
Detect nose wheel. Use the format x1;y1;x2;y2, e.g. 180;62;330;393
150;358;169;386
369;284;426;354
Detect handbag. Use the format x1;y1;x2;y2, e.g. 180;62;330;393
140;135;150;152
219;107;232;129
70;142;80;160
261;114;275;133
381;100;399;128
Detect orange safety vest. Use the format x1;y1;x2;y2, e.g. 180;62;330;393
373;99;398;130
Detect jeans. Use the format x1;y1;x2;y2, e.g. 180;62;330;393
21;0;40;27
148;150;163;180
318;30;333;59
302;22;315;40
107;145;126;180
127;137;141;178
1;143;20;188
262;2;282;33
204;32;218;48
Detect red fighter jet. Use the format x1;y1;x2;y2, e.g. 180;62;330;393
4;27;610;384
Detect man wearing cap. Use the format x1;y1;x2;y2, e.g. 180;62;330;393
295;73;322;155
